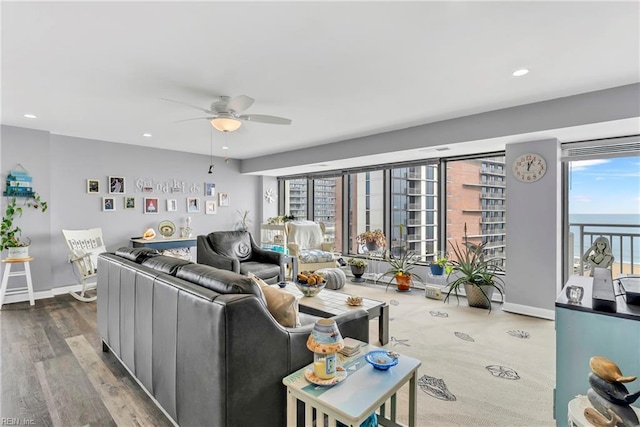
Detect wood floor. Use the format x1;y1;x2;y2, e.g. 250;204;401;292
0;294;172;427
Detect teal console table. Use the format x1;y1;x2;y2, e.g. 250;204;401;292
130;237;197;251
555;276;640;426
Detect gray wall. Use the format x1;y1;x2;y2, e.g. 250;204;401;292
1;125;261;292
504;139;562;319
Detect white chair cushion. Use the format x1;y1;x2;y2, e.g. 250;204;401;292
299;249;334;263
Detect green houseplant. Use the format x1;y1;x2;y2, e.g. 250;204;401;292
444;224;505;313
356;229;386;251
1;193;48;258
429;252;449;276
380;250;423;292
348;258;367;282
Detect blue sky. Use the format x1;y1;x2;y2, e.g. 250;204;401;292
569;156;640;215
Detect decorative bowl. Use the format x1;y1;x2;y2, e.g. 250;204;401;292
295;280;326;297
365;350;399;370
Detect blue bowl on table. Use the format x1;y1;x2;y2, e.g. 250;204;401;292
365;350;399;370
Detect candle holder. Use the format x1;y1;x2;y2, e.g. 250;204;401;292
307;319;344;380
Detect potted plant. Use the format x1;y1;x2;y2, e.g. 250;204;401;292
356;229;386;252
444;224;505;313
348;258;367;282
234;209;251;231
429;252;449;276
380;250;423;292
1;193;48;259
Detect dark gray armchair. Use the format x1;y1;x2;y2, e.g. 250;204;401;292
197;231;285;284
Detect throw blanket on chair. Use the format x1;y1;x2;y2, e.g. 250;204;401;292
287;220;324;250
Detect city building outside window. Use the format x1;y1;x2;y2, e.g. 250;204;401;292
445;155;507;270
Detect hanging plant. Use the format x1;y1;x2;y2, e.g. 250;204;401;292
1;193;48;250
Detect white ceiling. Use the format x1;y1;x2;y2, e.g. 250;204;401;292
2;1;639;168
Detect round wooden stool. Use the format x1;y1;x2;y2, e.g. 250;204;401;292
0;257;35;309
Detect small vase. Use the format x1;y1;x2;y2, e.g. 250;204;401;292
350;265;366;283
395;274;411;291
365;241;379;252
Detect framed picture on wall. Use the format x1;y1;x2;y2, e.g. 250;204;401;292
205;200;217;215
187;197;200;213
167;199;177;212
102;197;116;211
87;179;100;194
218;193;229;207
108;176;125;194
124;197;136;209
144;197;159;214
205;182;216;197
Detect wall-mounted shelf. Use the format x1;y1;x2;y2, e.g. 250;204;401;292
4;165;35;198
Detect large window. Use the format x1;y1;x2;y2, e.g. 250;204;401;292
567;156;640;277
283;178;307;219
444;155;507;269
278;154;508;269
348;171;384;254
313;177;343;250
390;164;438;261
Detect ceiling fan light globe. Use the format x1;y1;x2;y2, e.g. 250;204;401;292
211;117;242;132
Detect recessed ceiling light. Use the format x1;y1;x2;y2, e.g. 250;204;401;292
222;146;229;150
512;69;529;77
143;133;152;137
23;114;37;119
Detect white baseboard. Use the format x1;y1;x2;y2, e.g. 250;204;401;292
502;302;555;320
1;284;87;305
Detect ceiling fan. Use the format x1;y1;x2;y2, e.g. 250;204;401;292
163;95;292;132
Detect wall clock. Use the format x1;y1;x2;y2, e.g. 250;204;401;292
264;188;276;203
512;153;547;183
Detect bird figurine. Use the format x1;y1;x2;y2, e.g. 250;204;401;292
590;356;637;383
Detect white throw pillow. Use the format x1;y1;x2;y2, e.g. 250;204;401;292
249;273;300;327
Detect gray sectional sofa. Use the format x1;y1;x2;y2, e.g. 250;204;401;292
97;247;369;427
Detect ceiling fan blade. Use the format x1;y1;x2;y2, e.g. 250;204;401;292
238;114;292;125
174;117;213;123
162;98;214;114
226;95;254;114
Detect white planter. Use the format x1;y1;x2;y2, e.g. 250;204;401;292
7;246;29;259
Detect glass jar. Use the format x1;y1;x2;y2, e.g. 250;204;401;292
313;352;337;379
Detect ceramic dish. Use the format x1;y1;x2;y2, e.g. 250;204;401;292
158;220;176;238
304;366;347;386
365;350;399;370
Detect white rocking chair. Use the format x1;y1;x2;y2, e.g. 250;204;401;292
62;228;106;302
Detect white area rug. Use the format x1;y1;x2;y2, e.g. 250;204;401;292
334;282;556;427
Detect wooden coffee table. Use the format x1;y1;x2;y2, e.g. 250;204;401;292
283;283;389;345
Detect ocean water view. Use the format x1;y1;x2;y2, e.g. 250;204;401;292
569;213;640;265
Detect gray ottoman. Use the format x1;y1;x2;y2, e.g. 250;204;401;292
316;268;346;290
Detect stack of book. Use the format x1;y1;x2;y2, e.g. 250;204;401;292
339;337;362;357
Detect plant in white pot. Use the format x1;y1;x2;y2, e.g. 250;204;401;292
1;194;48;259
444;224;505;313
